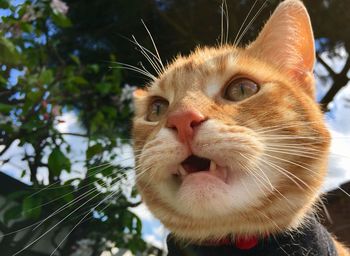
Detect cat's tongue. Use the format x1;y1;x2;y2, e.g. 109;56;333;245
179;155;227;182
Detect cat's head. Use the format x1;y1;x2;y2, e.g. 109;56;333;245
132;0;330;241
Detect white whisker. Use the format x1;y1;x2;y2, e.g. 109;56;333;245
236;1;268;46
110;62;156;80
49;167;151;255
233;0;259;45
132;35;163;75
141;20;165;72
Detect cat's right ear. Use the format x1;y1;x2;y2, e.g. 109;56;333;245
248;0;315;96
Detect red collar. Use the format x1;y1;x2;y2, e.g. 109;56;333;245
205;235;261;250
235;236;259;250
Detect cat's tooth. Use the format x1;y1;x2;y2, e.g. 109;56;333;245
210;161;217;172
178;165;187;176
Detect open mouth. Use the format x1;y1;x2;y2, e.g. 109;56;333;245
173;154;229;183
182;155;211;173
177;154;217;176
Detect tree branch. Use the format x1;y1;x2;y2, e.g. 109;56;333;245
316;53;336;77
320;55;350;112
60;132;88;137
119;201;142;209
340;54;350;76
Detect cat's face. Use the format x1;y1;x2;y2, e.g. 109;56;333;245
132;0;330;241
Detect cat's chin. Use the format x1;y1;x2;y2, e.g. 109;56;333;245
173;170;238;218
179;171;230;196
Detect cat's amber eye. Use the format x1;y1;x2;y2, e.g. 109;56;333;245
146;98;169;122
224;78;259;102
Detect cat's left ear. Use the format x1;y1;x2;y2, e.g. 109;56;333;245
248;0;315;96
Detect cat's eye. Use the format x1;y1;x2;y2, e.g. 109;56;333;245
146;98;169;122
224;78;259;102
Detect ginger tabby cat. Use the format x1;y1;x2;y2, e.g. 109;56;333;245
132;0;349;255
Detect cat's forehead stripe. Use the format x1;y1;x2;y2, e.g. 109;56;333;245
154;49;238;94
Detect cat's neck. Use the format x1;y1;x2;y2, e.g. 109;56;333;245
166;218;337;256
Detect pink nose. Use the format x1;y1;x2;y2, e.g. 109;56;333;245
166;110;205;143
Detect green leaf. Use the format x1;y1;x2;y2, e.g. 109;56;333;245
17;3;27;17
0;37;20;65
0;123;13;133
70;54;80;65
88;64;99;73
0;0;9;8
100;165;115;176
20;22;34;33
122;211;133;232
64;82;80;93
26;91;41;104
0;74;7;84
90;112;105;132
71;76;88;85
52;12;72;28
48;148;71;176
21;121;37;132
22;196;42;219
86;143;104;159
0;103;13;113
96;82;112;95
39;69;54;85
131;187;139;198
135;215;142;234
20;170;26;178
4;205;22;224
6;191;29;201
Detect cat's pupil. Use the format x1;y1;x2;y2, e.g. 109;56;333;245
155;103;161;115
240;84;245;95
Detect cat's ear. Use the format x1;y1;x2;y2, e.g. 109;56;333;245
248;0;315;96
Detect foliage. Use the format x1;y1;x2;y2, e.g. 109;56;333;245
0;0;146;255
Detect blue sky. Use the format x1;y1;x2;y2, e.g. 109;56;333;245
0;0;25;18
